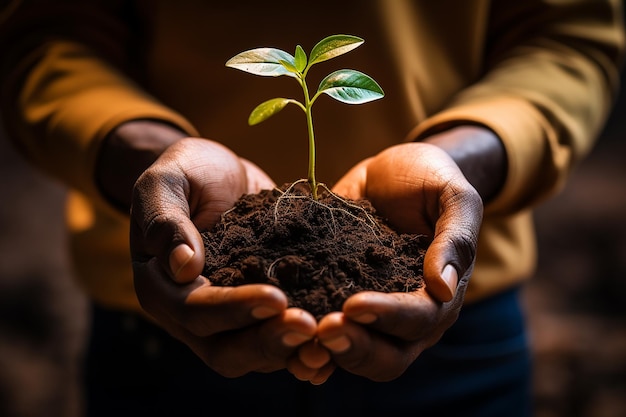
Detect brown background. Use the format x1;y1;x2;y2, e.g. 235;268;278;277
0;91;625;417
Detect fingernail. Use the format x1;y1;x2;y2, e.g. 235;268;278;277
352;313;377;324
282;332;311;347
251;306;280;319
322;335;351;353
309;374;330;385
170;244;194;279
442;264;459;295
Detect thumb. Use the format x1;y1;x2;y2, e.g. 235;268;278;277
422;188;482;302
168;238;206;284
130;169;206;285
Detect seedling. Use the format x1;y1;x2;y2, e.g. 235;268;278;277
225;34;384;200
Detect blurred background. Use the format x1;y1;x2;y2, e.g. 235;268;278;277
0;82;625;417
524;92;626;416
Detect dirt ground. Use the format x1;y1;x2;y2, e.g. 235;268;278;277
0;109;625;415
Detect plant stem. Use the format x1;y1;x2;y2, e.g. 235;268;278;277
301;77;318;199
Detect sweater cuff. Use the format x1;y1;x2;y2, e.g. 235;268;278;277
19;41;200;213
406;96;565;215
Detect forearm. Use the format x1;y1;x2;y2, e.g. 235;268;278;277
96;120;190;213
421;125;507;203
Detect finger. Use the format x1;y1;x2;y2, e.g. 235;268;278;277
308;362;336;385
287;338;331;382
287;354;336;384
183;283;294;336
202;308;318;377
287;355;320;382
134;259;289;335
240;158;276;192
156;317;307;378
342;290;440;341
331;158;370;199
297;339;331;369
317;312;415;382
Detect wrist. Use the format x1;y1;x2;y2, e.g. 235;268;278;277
420;125;507;202
96;119;189;212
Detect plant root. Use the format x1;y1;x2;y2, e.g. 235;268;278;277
272;179;383;243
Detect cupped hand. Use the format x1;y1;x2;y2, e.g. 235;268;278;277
317;142;483;381
130;137;320;378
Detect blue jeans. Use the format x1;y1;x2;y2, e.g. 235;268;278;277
84;287;531;417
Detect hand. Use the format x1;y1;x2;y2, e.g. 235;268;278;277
315;141;483;381
130;137;320;378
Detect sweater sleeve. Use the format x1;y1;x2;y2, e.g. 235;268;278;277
0;0;199;204
408;0;625;215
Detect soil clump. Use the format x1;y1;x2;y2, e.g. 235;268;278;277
202;182;427;320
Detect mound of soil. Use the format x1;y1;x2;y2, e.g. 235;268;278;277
201;182;427;320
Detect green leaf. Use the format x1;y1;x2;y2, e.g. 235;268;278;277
226;48;297;78
309;35;364;66
279;60;299;74
294;45;307;72
317;69;384;104
248;98;291;125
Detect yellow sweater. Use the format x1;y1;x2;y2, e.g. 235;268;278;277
1;0;623;311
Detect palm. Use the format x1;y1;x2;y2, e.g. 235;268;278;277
333;141;482;302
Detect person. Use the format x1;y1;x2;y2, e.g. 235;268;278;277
0;1;623;416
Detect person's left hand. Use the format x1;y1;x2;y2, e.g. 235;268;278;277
301;142;483;382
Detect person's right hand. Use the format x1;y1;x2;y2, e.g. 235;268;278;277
130;137;322;378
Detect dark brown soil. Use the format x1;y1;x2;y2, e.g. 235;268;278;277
201;181;427;319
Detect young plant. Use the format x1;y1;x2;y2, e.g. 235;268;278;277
225;34;384;200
